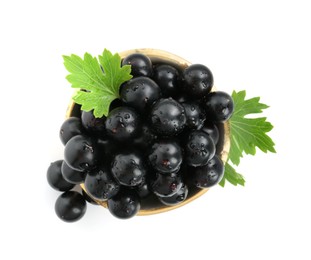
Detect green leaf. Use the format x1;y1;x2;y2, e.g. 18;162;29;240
220;90;276;187
63;49;132;118
229;90;276;166
219;162;245;187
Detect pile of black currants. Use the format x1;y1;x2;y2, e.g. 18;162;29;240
47;52;234;222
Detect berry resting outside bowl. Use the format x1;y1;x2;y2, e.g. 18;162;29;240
47;48;275;222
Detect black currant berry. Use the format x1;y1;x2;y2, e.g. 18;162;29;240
105;107;141;142
151;172;183;198
55;191;86;222
81;110;106;136
182;101;206;129
183;64;213;98
84;167;120;201
148;140;183;174
64;135;98;172
59;117;84;145
120;77;161;113
111;151;146;187
203;91;234;122
61;161;86;184
153;64;179;97
47;160;74;191
187;155;224;188
185;130;215;167
150;98;186;136
158;183;188;206
122;53;153;77
108;189;141;219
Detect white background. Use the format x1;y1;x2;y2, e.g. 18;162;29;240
1;0;310;259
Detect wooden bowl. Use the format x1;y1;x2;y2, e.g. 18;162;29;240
66;49;230;216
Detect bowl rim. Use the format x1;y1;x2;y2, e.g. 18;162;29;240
66;48;230;216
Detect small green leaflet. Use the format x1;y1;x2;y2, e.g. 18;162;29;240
220;90;276;187
219;163;245;187
63;49;132;118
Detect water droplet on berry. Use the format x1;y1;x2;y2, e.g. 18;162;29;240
131;159;136;165
124;113;130;119
80;162;89;170
83;143;94;152
201;149;207;156
177;195;184;201
130;178;137;185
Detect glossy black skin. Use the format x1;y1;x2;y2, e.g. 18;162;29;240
203;91;234;122
81;110;106;136
183;64;213;98
105;107;141;142
148;140;183;174
84;167;120;201
82;189;99;205
59;117;84;145
182;101;206;129
151;172;183;198
150;98;186;136
108;189;141;219
61;161;86;184
132;124;157;150
185;130;216;167
47;160;74;191
55;191;86;222
153;64;179;97
120;77;161;113
111;152;146;187
158;183;188;206
64;135;98;172
201;122;219;145
187;155;224;188
122;53;153;77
